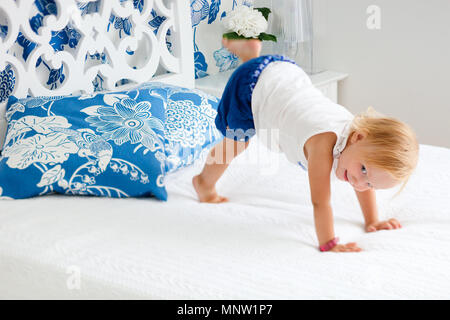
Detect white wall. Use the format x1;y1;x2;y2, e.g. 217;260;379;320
308;0;450;148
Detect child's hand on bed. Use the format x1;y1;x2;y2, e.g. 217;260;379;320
365;218;402;232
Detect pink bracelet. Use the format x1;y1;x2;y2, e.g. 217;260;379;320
319;237;339;252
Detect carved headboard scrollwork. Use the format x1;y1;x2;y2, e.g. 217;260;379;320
0;0;194;101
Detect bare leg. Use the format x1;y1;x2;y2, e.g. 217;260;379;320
193;137;250;203
222;38;262;62
192;38;260;203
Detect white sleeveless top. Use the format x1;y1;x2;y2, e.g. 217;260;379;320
251;61;354;171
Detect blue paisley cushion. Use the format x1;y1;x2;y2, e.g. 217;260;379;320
138;82;223;174
0;87;168;200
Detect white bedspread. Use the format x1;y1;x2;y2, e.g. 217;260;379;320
1;139;449;299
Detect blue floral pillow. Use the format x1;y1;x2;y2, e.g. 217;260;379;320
0;87;168;200
138;82;223;174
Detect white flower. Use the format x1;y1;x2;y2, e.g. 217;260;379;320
2;133;78;169
165;100;217;148
4;115;71;148
223;5;268;38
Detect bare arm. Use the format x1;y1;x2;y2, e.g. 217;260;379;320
354;189;379;227
307;141;335;246
306;133;361;252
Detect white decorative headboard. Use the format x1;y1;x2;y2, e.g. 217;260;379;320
0;0;194;99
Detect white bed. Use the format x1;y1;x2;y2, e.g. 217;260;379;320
1;140;450;299
1;0;450;299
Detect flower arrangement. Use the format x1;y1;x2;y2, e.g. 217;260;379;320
222;5;277;42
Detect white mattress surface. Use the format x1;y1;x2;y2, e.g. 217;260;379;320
0;139;449;299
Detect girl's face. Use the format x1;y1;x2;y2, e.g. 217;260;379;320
336;132;399;191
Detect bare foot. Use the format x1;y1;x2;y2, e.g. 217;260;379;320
193;175;229;203
222;38;262;62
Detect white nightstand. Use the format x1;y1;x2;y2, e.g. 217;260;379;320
195;69;348;104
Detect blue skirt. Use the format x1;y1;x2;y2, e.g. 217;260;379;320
214;54;297;142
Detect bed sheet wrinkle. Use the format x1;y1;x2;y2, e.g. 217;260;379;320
0;140;450;298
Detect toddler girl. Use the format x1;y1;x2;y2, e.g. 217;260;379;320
193;39;419;252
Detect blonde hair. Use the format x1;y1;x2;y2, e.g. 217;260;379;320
349;107;419;190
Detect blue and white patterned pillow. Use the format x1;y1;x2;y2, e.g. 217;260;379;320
0;87;168;200
138;82;223;174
